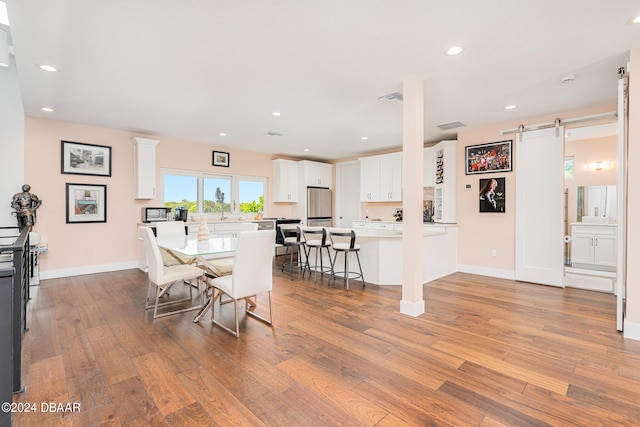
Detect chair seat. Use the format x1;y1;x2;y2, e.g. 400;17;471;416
284;237;304;244
198;256;234;277
160;264;203;285
332;242;360;251
305;239;329;247
210;275;233;296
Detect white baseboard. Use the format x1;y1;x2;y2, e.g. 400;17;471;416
456;264;515;280
624;320;640;342
400;299;425;317
40;261;139;280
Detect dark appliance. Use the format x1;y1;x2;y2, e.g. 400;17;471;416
264;218;302;245
307;187;332;227
174;206;188;221
141;207;172;223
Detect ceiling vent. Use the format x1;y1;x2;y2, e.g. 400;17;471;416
265;131;284;137
377;92;403;104
437;121;465;131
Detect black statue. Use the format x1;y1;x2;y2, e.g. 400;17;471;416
11;184;42;227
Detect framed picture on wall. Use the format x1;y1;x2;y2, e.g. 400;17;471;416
466;140;512;174
213;151;230;167
66;183;107;223
479;177;505;213
61;141;112;177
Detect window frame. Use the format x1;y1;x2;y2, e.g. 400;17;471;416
160;168;267;217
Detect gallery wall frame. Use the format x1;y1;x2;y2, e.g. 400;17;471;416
465;140;512;175
213;151;230;167
61;140;112;177
66;183;107;223
479;177;506;213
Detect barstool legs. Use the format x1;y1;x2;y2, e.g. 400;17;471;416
329;250;365;290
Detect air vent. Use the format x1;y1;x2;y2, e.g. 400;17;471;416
437;121;465;130
265;131;284;137
377;92;403;104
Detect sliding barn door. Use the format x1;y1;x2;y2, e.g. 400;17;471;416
515;127;564;286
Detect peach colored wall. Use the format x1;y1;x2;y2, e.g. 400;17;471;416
456;104;616;274
24;117;290;275
565;135;617;225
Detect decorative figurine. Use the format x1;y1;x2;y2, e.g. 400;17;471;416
11;184;42;227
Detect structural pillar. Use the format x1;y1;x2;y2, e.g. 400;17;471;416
400;76;425;316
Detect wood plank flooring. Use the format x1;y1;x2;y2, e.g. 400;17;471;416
12;261;640;426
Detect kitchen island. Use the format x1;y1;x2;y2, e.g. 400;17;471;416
350;221;458;286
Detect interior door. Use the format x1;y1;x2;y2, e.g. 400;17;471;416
515;127;564;286
336;161;360;228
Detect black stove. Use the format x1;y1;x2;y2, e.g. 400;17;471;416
264;218;302;245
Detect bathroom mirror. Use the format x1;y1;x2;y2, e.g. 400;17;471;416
577;185;616;223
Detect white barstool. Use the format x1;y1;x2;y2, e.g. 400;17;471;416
302;227;332;282
328;228;365;290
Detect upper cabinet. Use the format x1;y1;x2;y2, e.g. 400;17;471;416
299;160;333;188
272;159;299;202
359;152;402;202
133;137;159;199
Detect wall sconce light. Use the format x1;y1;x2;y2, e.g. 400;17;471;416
590;161;610;171
0;28;10;68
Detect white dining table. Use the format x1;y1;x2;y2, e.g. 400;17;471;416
157;234;239;322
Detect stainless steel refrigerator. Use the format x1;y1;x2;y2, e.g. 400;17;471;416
307;186;332;227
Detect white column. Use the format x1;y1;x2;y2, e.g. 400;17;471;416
400;76;425;316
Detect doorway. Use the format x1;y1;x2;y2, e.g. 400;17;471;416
563;122;618;293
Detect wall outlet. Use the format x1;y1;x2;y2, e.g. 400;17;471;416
465;183;472;190
491;249;497;257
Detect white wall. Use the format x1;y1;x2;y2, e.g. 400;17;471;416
0;57;25;227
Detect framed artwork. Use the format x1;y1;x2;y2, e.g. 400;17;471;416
479;177;505;213
465;140;512;174
213;151;230;167
61;140;112;177
66;183;107;223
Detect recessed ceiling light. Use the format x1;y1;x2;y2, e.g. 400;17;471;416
303;148;310;152
361;136;368;140
39;64;58;72
219;132;227;137
504;105;516;110
632;15;640;24
446;46;463;56
272;111;281;116
41;107;54;112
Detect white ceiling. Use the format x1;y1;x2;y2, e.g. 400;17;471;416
4;1;640;161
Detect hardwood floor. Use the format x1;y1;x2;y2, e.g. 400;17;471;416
12;261;640;426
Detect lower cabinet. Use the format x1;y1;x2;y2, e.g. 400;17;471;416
570;224;616;271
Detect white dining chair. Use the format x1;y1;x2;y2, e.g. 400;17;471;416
140;226;204;319
155;221;193;265
208;230;276;337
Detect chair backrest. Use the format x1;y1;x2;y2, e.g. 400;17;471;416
140;226;164;284
156;221;187;238
279;224;302;243
231;230;276;298
302;226;327;245
328;228;356;249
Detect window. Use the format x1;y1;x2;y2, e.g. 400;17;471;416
162;169;266;217
564;157;574;180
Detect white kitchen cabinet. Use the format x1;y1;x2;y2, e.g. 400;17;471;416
423;147;434;187
359;152;402;202
433;140;457;223
272;159;299;202
359;156;381;201
299;160;333;188
571;224;617;271
133;137;160;199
